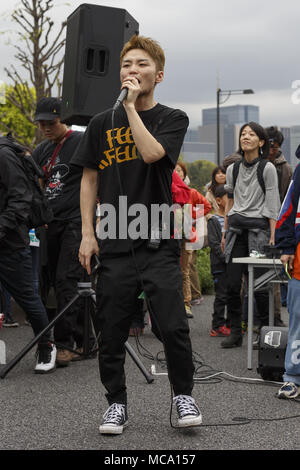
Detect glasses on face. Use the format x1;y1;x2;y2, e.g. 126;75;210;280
269;139;279;149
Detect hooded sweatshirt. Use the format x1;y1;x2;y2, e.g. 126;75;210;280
272;152;293;203
275;163;300;280
0;135;32;252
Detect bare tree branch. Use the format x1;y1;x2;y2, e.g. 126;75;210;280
41;22;66;61
4;0;67;145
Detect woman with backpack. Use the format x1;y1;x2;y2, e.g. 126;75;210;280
220;122;281;348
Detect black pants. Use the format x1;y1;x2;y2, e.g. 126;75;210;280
212;271;230;329
95;240;195;405
0;247;50;346
43;220;91;348
226;230;269;336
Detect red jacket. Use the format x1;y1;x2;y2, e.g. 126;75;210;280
172;172;212;244
190;188;211;220
188;189;211;244
172;171;190;206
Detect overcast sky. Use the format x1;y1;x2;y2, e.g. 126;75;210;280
0;0;299;128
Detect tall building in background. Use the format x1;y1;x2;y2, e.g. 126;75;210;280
202;105;259;127
181;104;297;167
196;104;260;164
181;128;215;163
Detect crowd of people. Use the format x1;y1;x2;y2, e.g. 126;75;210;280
0;34;300;434
169;123;293;347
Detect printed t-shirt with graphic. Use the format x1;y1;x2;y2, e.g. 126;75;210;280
71;103;189;256
32;131;83;221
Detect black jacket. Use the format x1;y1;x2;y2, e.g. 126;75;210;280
0;135;32;253
207;215;226;273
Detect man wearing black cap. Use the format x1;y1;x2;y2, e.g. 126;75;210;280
32;97;90;367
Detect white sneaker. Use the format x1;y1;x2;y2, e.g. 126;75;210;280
35;344;56;374
173;395;202;427
99;403;128;435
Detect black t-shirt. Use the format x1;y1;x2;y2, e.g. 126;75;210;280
32;131;83;221
71;103;189;256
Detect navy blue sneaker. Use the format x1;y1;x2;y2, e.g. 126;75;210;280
278;382;300;399
99;403;128;434
173;395;202;427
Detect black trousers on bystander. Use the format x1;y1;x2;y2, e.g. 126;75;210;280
226;230;269;337
43;219;93;349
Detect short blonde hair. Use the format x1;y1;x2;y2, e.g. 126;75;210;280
120;35;165;71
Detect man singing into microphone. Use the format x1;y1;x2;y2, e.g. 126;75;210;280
71;35;201;434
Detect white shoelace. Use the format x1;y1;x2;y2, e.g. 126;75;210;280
173;395;199;417
103;403;126;424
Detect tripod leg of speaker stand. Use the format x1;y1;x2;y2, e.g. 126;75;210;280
0;293;80;379
124;340;154;384
82;295;90;357
78;294;98;360
1;279;154;384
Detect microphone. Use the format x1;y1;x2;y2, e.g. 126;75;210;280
113;88;128;110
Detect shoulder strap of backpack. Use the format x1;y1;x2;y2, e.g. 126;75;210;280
276;164;283;199
232;160;242;191
257;158;268;195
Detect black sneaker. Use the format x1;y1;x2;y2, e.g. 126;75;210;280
3;316;19;327
221;334;243;348
34;343;56;374
99;403;128;435
173;395;202;427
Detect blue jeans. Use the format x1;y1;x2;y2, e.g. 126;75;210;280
283;278;300;385
30;246;40;296
0;247;50;346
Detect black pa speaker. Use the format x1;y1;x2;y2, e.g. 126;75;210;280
61;4;139;125
257;326;288;381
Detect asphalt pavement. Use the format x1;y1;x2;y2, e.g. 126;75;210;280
0;295;299;452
